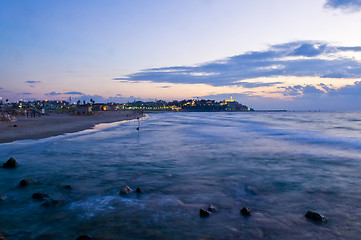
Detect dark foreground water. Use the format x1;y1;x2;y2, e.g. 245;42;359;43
1;112;361;240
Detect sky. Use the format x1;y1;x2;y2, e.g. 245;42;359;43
1;0;361;110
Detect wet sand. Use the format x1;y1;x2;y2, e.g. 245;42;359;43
0;111;143;144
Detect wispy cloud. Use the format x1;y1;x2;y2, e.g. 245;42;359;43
25;81;41;84
45;91;62;96
63;91;84;95
114;41;361;87
324;0;361;11
25;80;42;88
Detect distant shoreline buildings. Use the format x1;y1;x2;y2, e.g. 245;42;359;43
0;96;255;114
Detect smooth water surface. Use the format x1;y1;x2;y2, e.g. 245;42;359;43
1;112;361;239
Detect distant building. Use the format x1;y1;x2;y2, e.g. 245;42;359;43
76;105;92;115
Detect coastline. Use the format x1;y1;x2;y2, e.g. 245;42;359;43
0;111;143;144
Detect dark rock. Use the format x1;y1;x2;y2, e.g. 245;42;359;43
32;193;50;200
305;211;327;222
200;208;212;217
136;187;143;193
41;199;65;207
19;178;36;187
0;234;7;240
76;235;92;240
207;205;217;213
119;186;132;195
240;207;251;216
63;185;73;190
13;124;17;127
2;157;18;168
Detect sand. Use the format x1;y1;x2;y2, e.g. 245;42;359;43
0;111;143;144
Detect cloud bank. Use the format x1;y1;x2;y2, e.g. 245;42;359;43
115;41;361;87
324;0;361;11
201;80;361;110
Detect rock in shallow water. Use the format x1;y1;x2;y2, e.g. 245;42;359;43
19;179;37;187
32;193;50;200
2;157;17;168
240;207;251;216
305;211;327;222
41;199;65;207
63;185;73;190
207;205;217;213
0;234;6;240
200;208;212;217
119;186;132;195
136;187;143;193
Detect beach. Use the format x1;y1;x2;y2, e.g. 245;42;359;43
0;111;143;144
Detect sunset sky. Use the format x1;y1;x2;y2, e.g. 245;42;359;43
1;0;361;110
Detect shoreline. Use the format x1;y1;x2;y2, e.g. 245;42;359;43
0;111;143;144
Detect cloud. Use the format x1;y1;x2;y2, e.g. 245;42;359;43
200;81;361;110
281;85;326;96
324;0;361;11
45;91;62;96
289;43;329;57
114;41;361;87
25;81;41;84
21;92;32;95
63;91;84;95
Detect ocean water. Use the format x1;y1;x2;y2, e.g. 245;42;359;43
1;112;361;239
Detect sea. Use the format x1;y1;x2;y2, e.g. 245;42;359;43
1;111;361;240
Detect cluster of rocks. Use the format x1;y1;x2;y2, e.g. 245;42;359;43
1;158;68;203
119;186;143;195
0;157;328;240
199;205;252;218
0;112;15;122
199;205;327;223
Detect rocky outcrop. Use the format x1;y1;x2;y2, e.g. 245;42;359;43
2;157;18;168
305;211;327;222
136;187;143;193
19;179;37;187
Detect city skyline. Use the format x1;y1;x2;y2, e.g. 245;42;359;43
1;0;361;110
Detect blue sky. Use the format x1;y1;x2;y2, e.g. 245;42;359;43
1;0;361;110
